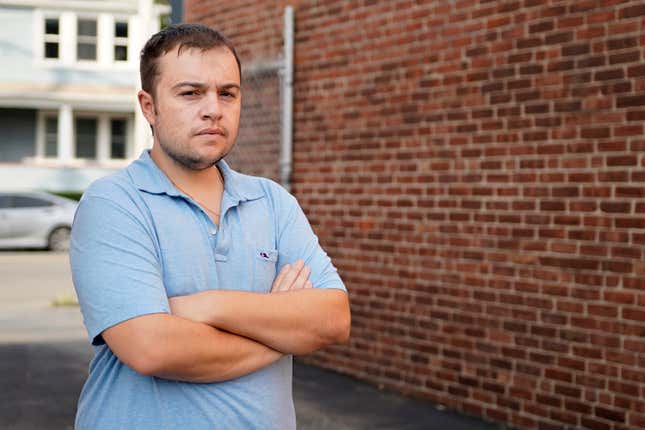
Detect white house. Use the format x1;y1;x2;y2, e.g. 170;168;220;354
0;0;170;192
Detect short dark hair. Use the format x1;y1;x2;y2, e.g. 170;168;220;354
140;23;242;95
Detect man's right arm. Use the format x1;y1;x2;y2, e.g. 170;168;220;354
102;314;282;383
100;260;314;381
71;193;281;383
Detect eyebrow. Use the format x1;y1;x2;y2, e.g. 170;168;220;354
172;81;241;91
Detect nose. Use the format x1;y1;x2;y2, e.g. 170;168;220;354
200;91;223;121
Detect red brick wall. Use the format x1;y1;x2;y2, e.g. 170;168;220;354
187;1;645;429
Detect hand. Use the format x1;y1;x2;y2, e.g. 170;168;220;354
169;293;210;323
271;260;313;293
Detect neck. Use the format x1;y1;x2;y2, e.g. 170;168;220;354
149;145;223;195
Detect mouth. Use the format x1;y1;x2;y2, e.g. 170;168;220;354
196;128;226;137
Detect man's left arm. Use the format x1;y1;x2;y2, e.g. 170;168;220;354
170;271;349;355
170;191;350;355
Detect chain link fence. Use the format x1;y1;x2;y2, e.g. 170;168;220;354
224;62;283;183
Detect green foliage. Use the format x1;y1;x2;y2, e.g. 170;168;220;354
156;0;171;28
160;13;171;29
48;191;83;201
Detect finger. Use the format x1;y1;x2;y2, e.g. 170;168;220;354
279;260;305;291
291;265;311;290
168;297;178;313
276;262;302;292
271;263;291;292
277;266;296;292
304;280;314;289
273;264;295;293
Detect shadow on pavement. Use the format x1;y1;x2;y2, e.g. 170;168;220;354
294;361;505;430
0;340;90;430
0;340;504;430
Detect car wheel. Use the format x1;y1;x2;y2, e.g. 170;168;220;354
48;227;71;252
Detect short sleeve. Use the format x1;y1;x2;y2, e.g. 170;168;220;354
70;195;170;345
275;191;347;292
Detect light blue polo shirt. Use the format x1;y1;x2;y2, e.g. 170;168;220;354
70;150;346;430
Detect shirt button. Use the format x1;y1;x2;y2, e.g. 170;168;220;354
209;228;217;235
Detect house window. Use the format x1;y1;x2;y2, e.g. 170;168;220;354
75;117;97;159
77;19;98;61
110;119;127;158
114;21;128;62
44;116;58;157
44;17;60;59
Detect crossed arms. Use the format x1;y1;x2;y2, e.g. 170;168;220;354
72;193;350;383
102;260;351;383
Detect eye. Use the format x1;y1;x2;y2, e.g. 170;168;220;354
180;90;199;97
220;91;236;99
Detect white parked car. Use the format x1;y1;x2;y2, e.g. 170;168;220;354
0;191;78;251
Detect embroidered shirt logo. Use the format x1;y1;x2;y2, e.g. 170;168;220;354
259;251;270;260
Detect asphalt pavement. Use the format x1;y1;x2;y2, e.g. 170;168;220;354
0;251;503;429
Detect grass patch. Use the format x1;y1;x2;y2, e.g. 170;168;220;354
51;294;79;307
48;191;83;201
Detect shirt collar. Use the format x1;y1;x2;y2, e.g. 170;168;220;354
128;150;265;203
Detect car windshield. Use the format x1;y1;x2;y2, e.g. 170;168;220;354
12;196;55;208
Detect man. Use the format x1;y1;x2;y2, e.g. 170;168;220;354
70;23;350;429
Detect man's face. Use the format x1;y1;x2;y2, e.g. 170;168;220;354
141;45;241;170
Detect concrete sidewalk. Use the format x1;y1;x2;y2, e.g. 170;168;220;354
294;360;504;430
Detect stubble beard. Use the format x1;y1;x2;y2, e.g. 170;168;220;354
152;104;232;171
159;137;222;171
155;118;232;171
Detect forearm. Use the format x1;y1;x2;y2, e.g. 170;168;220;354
103;313;282;383
171;289;351;355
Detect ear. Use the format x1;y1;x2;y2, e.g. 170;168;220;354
138;90;156;127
